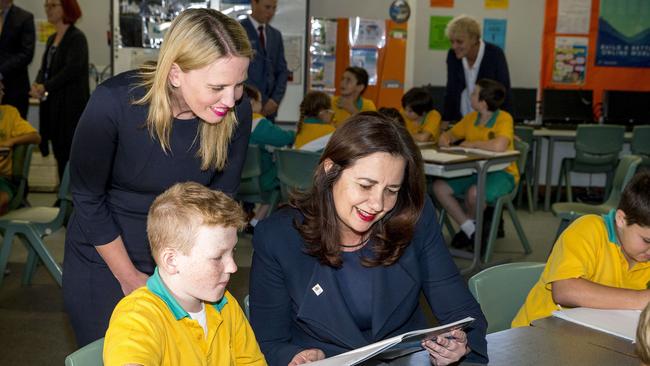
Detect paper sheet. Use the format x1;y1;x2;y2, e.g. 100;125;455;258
552;308;641;342
439;147;519;157
420;149;468;163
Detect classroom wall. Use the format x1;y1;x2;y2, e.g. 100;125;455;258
311;0;545;90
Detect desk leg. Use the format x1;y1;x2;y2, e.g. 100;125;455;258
461;160;487;275
533;136;542;211
544;137;556;211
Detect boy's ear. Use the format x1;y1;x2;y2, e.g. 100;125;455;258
159;247;180;274
615;209;627;228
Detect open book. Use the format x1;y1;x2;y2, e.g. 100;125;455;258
305;317;474;365
440;146;519;157
552;308;641;342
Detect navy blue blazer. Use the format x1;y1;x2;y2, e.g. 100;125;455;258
443;42;511;122
0;4;35;117
250;198;488;366
240;18;288;109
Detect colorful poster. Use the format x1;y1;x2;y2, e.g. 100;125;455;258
483;19;507;50
283;35;303;84
348;18;386;48
595;0;650;67
350;48;378;85
485;0;508;9
556;0;591;35
36;19;56;44
429;16;453;50
430;0;453;7
310;55;336;91
552;36;588;85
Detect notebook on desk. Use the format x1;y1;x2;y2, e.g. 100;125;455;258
552;308;641;342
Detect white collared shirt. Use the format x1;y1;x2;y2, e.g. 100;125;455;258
248;15;265;45
460;40;486;117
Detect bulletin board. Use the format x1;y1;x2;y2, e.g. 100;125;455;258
540;0;650;116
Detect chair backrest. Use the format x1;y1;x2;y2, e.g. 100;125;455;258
603;154;642;208
275;148;321;200
632;126;650;156
237;145;263;196
64;337;104;366
468;262;545;333
46;163;72;232
574;125;625;165
8;144;35;211
514;126;534;146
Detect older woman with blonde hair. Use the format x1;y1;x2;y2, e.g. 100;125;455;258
63;8;253;347
442;14;511;123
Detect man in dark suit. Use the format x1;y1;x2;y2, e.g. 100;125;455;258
442;15;511;123
240;0;288;121
0;0;35;119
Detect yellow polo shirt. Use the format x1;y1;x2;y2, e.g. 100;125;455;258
401;109;442;142
331;96;376;127
512;210;650;328
448;109;519;182
293;117;335;151
104;268;266;366
0;105;37;176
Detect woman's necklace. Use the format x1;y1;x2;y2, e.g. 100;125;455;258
339;235;370;248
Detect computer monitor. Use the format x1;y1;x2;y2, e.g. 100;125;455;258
541;89;594;125
603;90;650;127
511;88;537;122
423;85;446;116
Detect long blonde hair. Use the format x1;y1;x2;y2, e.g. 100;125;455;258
135;8;253;170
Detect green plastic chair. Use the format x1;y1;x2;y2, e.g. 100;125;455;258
551;154;642;236
514;126;535;213
556;125;625;203
274;148;321;202
236;144;280;217
631;126;650;171
244;294;250;320
482;140;533;263
468;262;545;333
6;144;35;211
64;337;104;366
0;163;72;288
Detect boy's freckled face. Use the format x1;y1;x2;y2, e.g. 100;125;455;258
616;211;650;264
175;225;239;304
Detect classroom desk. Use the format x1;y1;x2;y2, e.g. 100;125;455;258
422;150;519;275
531;128;633;211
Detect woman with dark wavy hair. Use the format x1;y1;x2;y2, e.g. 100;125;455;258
249;112;488;366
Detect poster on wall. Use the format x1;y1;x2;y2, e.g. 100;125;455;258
429;16;453;50
349;18;386;48
595;0;650;68
483;19;507;50
485;0;508;9
310;18;338;91
552;36;588;85
284;35;303;84
310;55;336;91
350;48;378;85
556;0;591;35
430;0;453;7
36;19;56;44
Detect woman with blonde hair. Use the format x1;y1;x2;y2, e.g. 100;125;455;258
63;8;253;347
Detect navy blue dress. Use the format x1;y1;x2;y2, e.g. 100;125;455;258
62;71;251;346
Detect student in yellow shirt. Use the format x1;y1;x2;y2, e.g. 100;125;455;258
103;182;266;366
432;78;518;251
332;66;376;126
0;81;41;214
293;90;335;151
512;171;650;328
400;87;442;142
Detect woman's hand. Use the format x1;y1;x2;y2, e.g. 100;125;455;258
288;348;325;365
118;269;149;295
29;83;45;99
422;329;470;366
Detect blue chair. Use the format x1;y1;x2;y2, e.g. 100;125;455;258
65;337;104;366
0;164;71;287
6;144;35;211
236;144;280;217
631;126;650;171
274;148;321;202
514;126;534;213
468;262;545;333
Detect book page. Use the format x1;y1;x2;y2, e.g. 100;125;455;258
420;149;468;163
440;146;518;157
552;308;640;342
306;317;474;365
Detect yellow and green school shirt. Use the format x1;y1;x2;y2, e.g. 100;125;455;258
0;105;37;176
331;96;376;127
293;117;335;151
512;210;650;327
104;268;266;366
400;108;442;142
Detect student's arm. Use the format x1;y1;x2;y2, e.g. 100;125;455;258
438;116;467;147
226;294;266;365
414;131;433;142
0;132;41;148
552;278;650;310
461;112;512;151
460;136;509;151
252;119;295;147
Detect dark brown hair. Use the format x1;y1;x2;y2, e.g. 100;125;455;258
345;66;370;94
476;78;506;111
401;87;435;116
243;84;261;102
378;107;406;127
297;90;332;134
291;111;425;267
619;170;650;227
61;0;82;24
